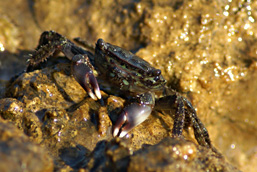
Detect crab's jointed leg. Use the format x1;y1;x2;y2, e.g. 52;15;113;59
27;30;101;100
155;88;212;148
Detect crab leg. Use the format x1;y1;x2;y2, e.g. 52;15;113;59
172;96;185;137
182;97;211;147
155;88;213;148
27;30;101;100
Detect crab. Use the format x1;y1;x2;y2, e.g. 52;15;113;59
27;30;214;149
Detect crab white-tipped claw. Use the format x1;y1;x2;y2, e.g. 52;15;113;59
95;88;102;100
89;74;102;99
88;91;98;100
87;72;101;100
71;54;101;100
119;130;128;138
113;128;119;138
113;113;127;137
83;73;101;100
113;103;152;137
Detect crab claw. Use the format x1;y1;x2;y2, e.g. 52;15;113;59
71;54;101;100
113;103;152;138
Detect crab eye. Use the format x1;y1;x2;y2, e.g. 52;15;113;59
153;69;161;76
147;69;161;76
96;39;106;50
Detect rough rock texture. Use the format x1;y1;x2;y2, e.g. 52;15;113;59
1;63;238;171
85;137;240;172
0;0;257;171
0;118;53;172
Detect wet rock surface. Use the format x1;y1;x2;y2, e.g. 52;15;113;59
1;56;238;171
1;0;257;171
85;137;240;172
0;118;53;172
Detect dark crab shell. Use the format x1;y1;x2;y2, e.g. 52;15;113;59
95;39;167;94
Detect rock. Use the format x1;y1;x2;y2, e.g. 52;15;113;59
1;0;257;171
0;118;53;172
85;137;240;172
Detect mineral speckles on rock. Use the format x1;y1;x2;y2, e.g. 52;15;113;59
0;98;24;121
